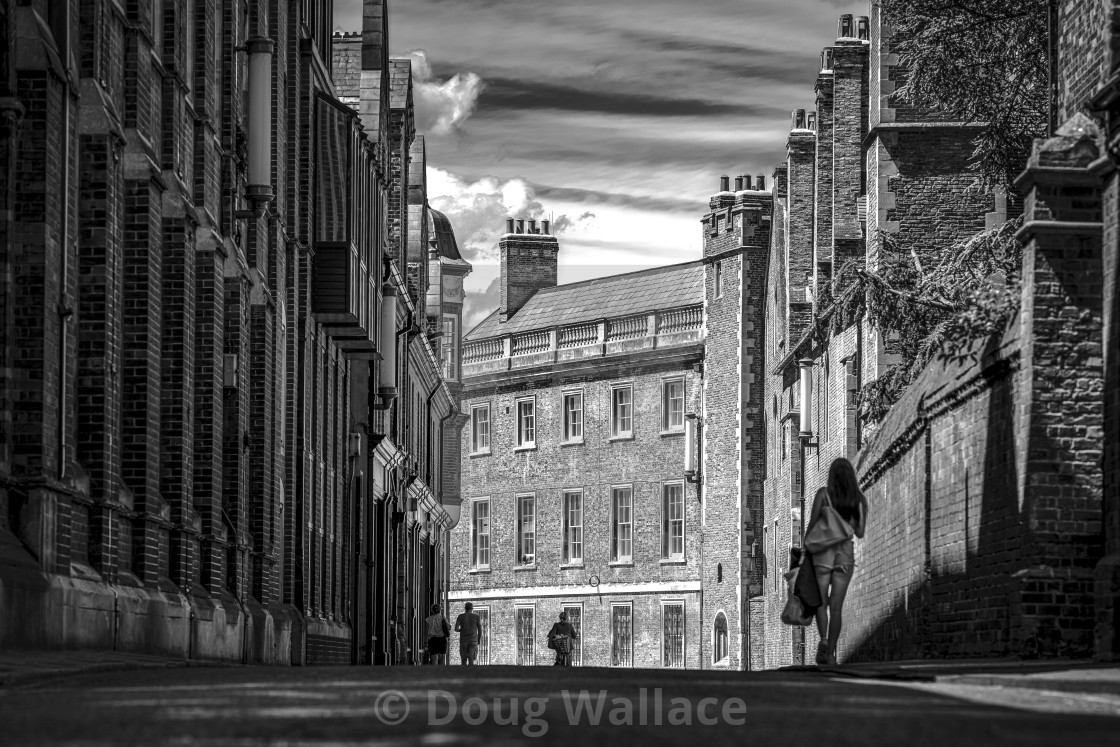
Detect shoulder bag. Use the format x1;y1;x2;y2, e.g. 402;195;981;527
804;489;854;554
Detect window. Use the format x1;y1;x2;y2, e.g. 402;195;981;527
563;391;583;442
611;486;633;563
662;378;685;432
611;385;632;438
517;494;536;565
475;606;491;665
470;404;490;454
714;261;723;298
471;499;490;568
441;315;457;381
563;604;583;666
611;603;633;667
714;612;728;663
562;490;583;565
662;602;685;668
516;397;536;447
516;606;535;665
662;482;685;560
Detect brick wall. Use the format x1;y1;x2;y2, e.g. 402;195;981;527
0;0;463;666
453;360;704;666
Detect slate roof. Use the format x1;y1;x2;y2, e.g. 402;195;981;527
465;260;705;341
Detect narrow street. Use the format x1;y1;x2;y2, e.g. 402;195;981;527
1;664;1116;746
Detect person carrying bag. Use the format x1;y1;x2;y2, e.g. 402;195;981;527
805;458;867;667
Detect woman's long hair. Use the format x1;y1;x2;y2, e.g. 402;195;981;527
827;458;864;522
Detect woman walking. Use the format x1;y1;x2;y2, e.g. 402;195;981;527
809;457;867;666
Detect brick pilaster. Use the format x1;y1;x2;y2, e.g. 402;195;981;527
1012;114;1105;655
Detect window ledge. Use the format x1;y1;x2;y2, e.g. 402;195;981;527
560;563;585;570
560;438;584;447
513;443;537;452
659;429;685;437
609;560;634;567
659;558;687;565
468;567;491;574
514;564;537;572
468;450;492;458
608;434;634;442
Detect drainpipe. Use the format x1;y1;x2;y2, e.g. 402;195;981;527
57;11;74;479
424;384;440;486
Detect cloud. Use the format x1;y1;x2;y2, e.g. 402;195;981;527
478;76;789;118
402;50;485;135
427;168;599;330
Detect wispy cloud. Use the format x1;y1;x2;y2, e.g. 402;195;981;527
334;0;871;325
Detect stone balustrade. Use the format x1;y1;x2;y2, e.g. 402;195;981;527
462;304;704;377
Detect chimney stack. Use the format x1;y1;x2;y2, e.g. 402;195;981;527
857;16;870;40
542;219;551;235
756;175;766;191
719;174;730;192
500;217;560;322
838;14;854;38
506;217;515;234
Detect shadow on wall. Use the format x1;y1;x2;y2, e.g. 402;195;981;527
844;327;1097;663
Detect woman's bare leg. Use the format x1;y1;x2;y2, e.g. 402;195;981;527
814;568;831;651
826;569;853;661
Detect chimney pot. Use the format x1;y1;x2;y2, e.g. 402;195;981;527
719;174;730;192
744;175;753;190
857;16;870;40
506;217;515;233
838;14;854;38
528;218;537;233
807;112;817;130
542;219;551;235
792;108;807;130
734;176;744;191
756;175;766;191
516;218;525;233
821;48;834;71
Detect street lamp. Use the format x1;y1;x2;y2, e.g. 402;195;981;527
236;36;275;220
377;283;399;405
798;358;818;447
684;412;699;483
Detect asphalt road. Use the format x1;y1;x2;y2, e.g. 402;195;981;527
1;664;1117;746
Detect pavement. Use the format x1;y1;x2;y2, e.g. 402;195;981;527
0;649;229;688
2;648;1118;694
0;649;1118;746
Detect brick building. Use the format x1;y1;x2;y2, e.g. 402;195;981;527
0;0;467;666
449;195;767;668
754;2;1120;666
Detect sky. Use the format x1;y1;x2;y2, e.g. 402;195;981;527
335;0;869;332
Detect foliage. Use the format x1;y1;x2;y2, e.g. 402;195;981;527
819;219;1025;423
879;0;1050;191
